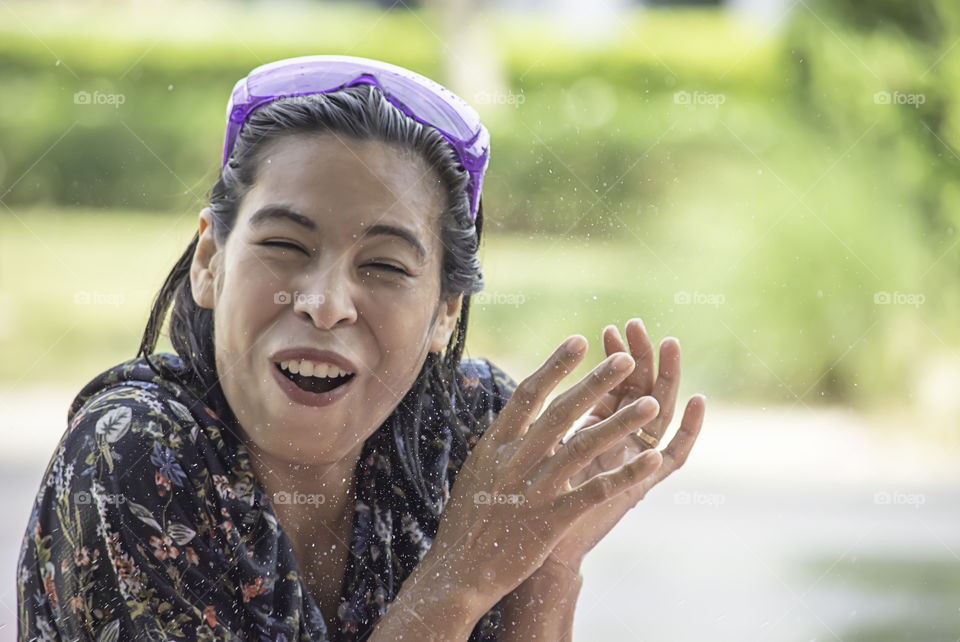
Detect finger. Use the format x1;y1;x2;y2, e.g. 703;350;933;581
596;425;650;472
552;448;663;524
579;390;621;425
487;335;589;443
657;394;705;476
511;351;637;475
602;321;653;404
644;337;681;437
537;396;660;487
625;318;656;396
629;394;706;498
599;324;638;414
602;324;627;358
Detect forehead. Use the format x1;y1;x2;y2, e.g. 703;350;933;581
238;133;446;246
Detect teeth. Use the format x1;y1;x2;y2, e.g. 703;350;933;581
279;359;352;378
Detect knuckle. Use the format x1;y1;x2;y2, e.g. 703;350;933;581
512;380;539;408
593;475;616;501
543;390;579;423
541;394;575;426
540;406;564;430
623;460;648;482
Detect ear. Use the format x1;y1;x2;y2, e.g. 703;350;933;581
190;208;222;310
428;293;463;353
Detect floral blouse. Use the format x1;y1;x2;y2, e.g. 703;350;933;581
17;351;518;641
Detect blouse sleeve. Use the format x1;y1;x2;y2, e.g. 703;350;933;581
17;383;324;642
485;359;519;418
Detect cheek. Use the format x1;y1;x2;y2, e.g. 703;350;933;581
216;253;285;335
363;294;438;364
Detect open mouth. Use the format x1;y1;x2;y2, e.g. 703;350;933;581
275;363;356;394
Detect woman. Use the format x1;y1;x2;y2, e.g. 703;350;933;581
17;55;706;641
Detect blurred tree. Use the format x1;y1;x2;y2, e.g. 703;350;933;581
788;0;960;236
370;0;424;8
420;0;508;110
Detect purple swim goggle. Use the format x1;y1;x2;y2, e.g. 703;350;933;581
222;55;490;222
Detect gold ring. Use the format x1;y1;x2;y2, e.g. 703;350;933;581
636;429;659;448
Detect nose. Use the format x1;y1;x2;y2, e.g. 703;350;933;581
290;260;358;330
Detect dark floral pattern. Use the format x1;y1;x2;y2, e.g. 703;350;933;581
17;352;517;641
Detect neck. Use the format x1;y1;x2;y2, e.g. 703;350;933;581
245;439;365;533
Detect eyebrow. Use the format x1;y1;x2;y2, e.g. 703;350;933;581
249;205;427;262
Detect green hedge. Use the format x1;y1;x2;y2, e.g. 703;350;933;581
0;3;777;222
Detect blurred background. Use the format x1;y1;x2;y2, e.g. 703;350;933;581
2;0;959;639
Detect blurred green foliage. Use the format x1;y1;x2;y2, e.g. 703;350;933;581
1;1;958;415
0;4;778;216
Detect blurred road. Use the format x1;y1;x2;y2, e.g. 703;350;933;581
2;388;958;641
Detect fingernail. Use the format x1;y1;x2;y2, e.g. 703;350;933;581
611;353;633;371
563;335;586;354
636;397;658;412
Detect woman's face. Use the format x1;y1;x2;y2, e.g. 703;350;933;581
190;132;462;465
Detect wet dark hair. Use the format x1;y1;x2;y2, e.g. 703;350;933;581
137;83;486;516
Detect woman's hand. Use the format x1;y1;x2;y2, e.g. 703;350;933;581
401;334;665;623
544;318;707;572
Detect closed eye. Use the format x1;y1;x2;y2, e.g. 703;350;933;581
259;241;409;275
259;240;305;253
366;263;409;275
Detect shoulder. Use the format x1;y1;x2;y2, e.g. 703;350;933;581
62;373;210;491
46;360;221;547
66;352;213;432
447;356;518;459
58;356;255;523
38;352;245;567
62;353;232;472
457;356;518;416
18;355;275;639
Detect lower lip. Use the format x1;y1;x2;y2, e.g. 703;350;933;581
270;362;355;407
